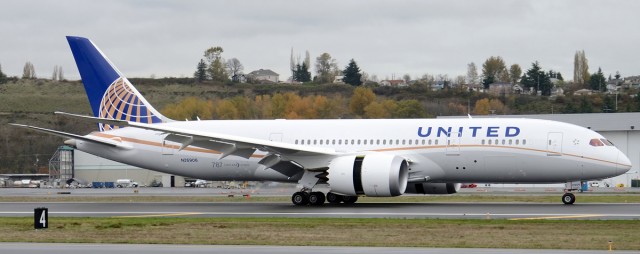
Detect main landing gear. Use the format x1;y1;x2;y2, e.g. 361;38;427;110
291;191;358;206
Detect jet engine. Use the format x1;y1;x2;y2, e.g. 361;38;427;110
327;154;409;197
405;183;461;194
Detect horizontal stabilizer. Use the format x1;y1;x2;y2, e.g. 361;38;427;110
9;123;129;149
55;111;131;127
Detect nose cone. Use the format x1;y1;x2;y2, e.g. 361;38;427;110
617;150;632;175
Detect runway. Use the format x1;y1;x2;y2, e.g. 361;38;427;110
1;201;638;220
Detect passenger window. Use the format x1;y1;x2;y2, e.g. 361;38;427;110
402;140;406;145
515;140;519;145
488;140;492;145
428;140;432;145
522;139;526;145
408;140;412;145
313;140;317;145
332;140;336;145
435;140;439;145
320;140;323;145
295;140;299;145
357;140;361;145
422;140;425;145
502;140;505;145
508;140;512;145
482;139;485;145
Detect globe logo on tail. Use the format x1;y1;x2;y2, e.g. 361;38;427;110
98;77;162;131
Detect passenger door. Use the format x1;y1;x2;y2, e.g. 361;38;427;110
547;132;563;156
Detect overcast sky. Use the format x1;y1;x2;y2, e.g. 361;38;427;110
1;0;638;81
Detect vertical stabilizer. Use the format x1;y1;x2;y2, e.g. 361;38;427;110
66;36;170;131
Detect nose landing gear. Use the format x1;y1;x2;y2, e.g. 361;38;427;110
561;192;576;205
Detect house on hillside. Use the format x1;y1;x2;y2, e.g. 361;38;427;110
333;76;345;84
573;89;593;96
488;83;516;96
246;69;279;83
380;80;407;87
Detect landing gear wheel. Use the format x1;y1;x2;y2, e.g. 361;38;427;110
342;196;358;204
292;192;310;206
562;193;576;205
326;192;342;204
309;192;326;206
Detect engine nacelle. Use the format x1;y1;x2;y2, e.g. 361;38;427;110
327;154;409;197
405;183;461;194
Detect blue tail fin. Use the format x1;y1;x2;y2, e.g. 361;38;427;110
66;36;169;131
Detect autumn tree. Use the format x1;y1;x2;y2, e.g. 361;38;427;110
573;50;589;87
466;62;478;85
342;59;363;86
393;100;426;118
204;47;228;82
161;97;212;120
481;56;507;89
315;52;339;83
22;61;36;79
194;59;207;83
226;58;244;82
509;64;522;84
473;98;491;115
349;86;376;117
364;100;397;119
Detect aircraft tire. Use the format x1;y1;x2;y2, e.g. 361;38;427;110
309;192;326;206
342;195;358;204
562;193;576;205
291;192;310;206
326;192;342;204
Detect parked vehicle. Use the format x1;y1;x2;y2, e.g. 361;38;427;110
116;179;139;188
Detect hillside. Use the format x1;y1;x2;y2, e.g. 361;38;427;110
1;78;638;173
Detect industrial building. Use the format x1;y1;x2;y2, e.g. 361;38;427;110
47;112;640;188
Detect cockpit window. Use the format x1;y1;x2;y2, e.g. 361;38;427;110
589;138;604;147
600;139;614;146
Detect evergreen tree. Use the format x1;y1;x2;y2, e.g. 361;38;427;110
603;95;616;113
589;67;606;92
342;59;363;86
579;96;593;113
520;61;551;95
563;100;577;113
194;59;207;83
295;62;311;82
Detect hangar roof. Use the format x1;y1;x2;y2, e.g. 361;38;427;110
438;112;640;132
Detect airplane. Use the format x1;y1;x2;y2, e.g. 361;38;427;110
11;36;632;206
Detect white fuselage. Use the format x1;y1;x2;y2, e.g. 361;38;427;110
76;118;630;184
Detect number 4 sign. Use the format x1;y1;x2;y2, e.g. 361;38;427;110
34;207;48;229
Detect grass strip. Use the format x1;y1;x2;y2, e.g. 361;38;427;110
0;217;638;250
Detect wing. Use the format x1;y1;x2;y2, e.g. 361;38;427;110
126;121;339;169
55;112;341;170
